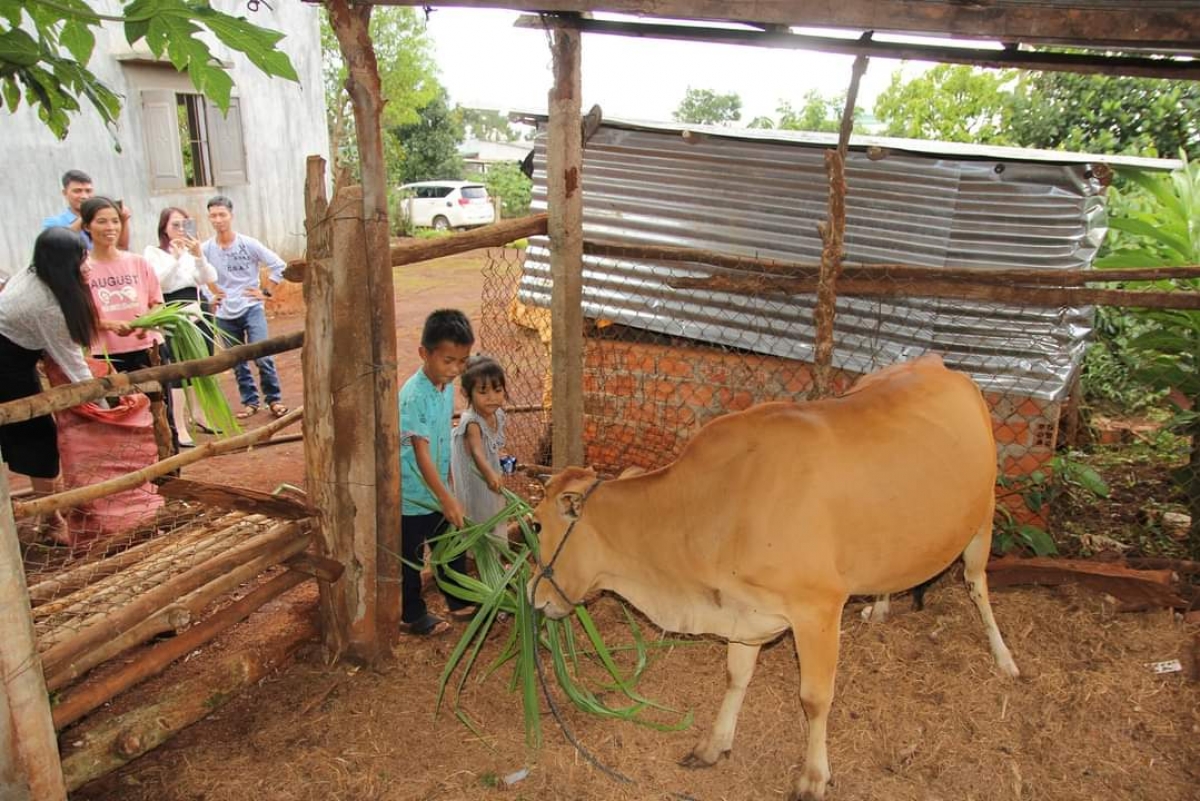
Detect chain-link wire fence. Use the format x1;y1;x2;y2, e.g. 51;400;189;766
480;245;1199;562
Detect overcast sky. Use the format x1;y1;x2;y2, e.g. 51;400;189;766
423;8;941;128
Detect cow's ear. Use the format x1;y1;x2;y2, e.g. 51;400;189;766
556;491;583;520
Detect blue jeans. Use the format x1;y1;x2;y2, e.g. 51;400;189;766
216;305;281;407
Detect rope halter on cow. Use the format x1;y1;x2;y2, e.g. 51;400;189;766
532;477;604;609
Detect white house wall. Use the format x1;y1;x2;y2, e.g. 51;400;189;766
0;0;328;276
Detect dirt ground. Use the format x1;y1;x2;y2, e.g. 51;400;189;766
16;250;1200;800
72;584;1199;801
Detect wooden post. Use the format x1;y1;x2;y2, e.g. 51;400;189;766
812;45;869;398
547;17;585;469
0;461;67;800
327;0;402;652
303;184;380;661
145;347;174;462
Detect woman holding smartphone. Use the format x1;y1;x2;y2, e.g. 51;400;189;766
144;207;217;446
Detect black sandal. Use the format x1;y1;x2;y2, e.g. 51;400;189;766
407;613;449;636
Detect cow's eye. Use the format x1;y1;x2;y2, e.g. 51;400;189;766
530;521;542;534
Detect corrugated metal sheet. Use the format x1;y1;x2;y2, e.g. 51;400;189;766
518;120;1175;400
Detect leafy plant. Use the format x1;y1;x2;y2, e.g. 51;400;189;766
129;302;240;438
995;454;1110;556
2;0;298;141
417;491;692;748
1095;156;1200;557
484;162;532;219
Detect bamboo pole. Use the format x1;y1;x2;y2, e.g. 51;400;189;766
0;331;303;427
44;532;312;691
13;408;302;520
282;213;549;282
50;568;311;730
547;16;585;469
59;614;315;791
26;510;220;607
0;463;66;800
38;520;308;677
34;514;260;635
582;241;1200;286
669;274;1200;310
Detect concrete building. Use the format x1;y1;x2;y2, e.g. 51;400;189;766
0;0;329;276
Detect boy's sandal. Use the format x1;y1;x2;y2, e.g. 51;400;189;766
447;605;479;622
268;402;289;418
236;405;259;419
407;613;450;637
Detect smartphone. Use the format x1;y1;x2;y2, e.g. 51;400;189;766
183;218;198;238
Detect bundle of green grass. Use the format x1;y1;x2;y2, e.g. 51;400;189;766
129;302;240;437
424;488;693;748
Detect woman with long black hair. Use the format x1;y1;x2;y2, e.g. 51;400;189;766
0;227;102;526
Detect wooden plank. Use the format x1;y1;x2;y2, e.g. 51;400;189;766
282;213;549;283
156;478;316;520
370;1;1200;51
987;557;1188;609
0;464;66;800
547;18;585;469
58;612;315;791
514;15;1200;80
38;521;310;678
0;331;303;427
583;242;1200;286
670;274;1200;310
50;569;311;730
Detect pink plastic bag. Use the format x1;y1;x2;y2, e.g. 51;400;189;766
46;358;164;549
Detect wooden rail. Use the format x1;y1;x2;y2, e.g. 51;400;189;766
0;331;303;427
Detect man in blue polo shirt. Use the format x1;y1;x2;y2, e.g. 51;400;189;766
42;169;131;249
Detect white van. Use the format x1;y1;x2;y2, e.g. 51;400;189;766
397;180;496;231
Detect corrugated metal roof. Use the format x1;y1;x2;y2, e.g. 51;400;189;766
518;121;1170;400
513;112;1184;170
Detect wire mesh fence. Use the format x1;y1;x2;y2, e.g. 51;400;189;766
480;244;1200;561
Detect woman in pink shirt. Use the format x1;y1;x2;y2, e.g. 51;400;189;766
80;197;164;373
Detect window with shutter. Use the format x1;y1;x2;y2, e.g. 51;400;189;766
136;75;247;190
141;90;186;191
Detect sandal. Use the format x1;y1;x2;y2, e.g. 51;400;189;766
268;402;289;418
406;613;449;637
236;405;259;419
447;605;479;622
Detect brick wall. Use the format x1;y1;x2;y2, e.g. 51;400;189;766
583;337;1059;524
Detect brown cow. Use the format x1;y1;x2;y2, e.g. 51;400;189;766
527;355;1019;801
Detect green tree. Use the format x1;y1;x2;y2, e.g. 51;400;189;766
392;88;464;184
776;90;864;134
1095;159;1200;556
672;87;741;126
321;6;440;179
484;161;532;218
461;106;518;142
1;0;297;140
874;64;1015;143
1005;72;1200;159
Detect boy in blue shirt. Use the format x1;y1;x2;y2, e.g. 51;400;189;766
399;309;476;636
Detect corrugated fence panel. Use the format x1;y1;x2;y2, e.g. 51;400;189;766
521;123;1112;400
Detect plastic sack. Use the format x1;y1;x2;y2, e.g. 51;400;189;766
45;357;164;549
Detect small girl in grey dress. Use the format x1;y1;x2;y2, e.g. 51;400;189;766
451;355;510;543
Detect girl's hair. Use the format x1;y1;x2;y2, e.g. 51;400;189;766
80;196;120;229
156;206;190;250
31;227;99;347
461;355;507;401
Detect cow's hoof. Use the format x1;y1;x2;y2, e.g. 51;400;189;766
789;768;830;801
678;748;726;769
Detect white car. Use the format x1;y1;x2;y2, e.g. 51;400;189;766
397;180;496;231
